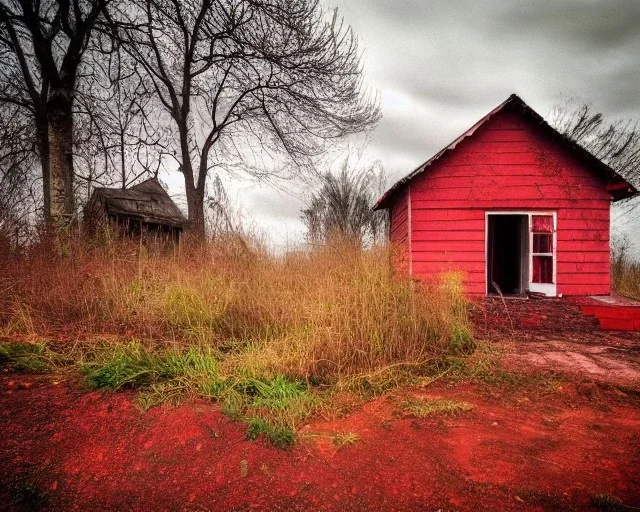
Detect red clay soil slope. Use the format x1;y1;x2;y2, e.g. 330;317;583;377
2;373;640;511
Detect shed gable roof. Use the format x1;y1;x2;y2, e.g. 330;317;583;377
375;94;637;210
88;178;187;228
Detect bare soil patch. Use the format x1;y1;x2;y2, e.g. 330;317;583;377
472;295;640;385
503;337;640;385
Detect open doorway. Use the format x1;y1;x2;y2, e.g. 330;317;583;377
487;214;528;296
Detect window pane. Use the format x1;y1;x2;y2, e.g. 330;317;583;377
532;215;553;233
532;255;553;283
533;233;552;253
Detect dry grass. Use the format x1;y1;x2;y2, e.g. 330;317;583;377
401;397;473;417
612;258;640;300
0;236;473;445
0;236;471;384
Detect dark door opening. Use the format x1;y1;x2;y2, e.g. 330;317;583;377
487;215;528;296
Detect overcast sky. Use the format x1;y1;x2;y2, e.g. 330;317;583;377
168;0;640;249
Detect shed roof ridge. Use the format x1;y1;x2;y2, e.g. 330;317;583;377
374;94;636;209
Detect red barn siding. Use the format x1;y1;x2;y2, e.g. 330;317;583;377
402;109;612;296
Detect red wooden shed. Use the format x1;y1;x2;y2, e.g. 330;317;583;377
375;94;637;297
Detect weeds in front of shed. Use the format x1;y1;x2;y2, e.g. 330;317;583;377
0;237;475;446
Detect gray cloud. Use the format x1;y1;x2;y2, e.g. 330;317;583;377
326;0;640;177
169;0;640;246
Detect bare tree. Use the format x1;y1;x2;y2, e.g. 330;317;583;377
115;0;380;237
0;102;40;249
302;159;388;246
0;0;110;230
551;99;640;185
74;40;167;198
551;98;640;234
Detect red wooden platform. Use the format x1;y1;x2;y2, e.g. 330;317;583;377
569;295;640;332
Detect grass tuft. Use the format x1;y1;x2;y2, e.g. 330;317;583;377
0;341;52;373
246;417;296;448
401;397;473;417
333;431;361;447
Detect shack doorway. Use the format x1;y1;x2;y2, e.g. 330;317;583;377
487;214;528;296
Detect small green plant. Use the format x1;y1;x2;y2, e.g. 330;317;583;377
81;343;161;389
220;388;249;419
81;343;222;390
449;323;476;355
249;375;307;409
234;375;319;435
0;342;52;373
246;417;296;448
333;431;360;447
401;397;473;417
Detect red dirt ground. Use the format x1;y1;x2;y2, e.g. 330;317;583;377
2;370;640;511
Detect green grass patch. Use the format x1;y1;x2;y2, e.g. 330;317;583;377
401;397;473;417
80;343;221;390
246;417;296;448
0;342;53;373
80;342;318;447
448;323;476;355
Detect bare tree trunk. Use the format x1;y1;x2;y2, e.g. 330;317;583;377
176;115;206;238
187;185;205;238
47;89;76;229
183;164;205;237
35;116;51;227
120;129;126;189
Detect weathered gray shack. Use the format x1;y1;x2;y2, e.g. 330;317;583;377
84;178;187;241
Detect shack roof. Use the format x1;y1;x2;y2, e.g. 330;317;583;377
88;178;187;228
375;94;637;210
